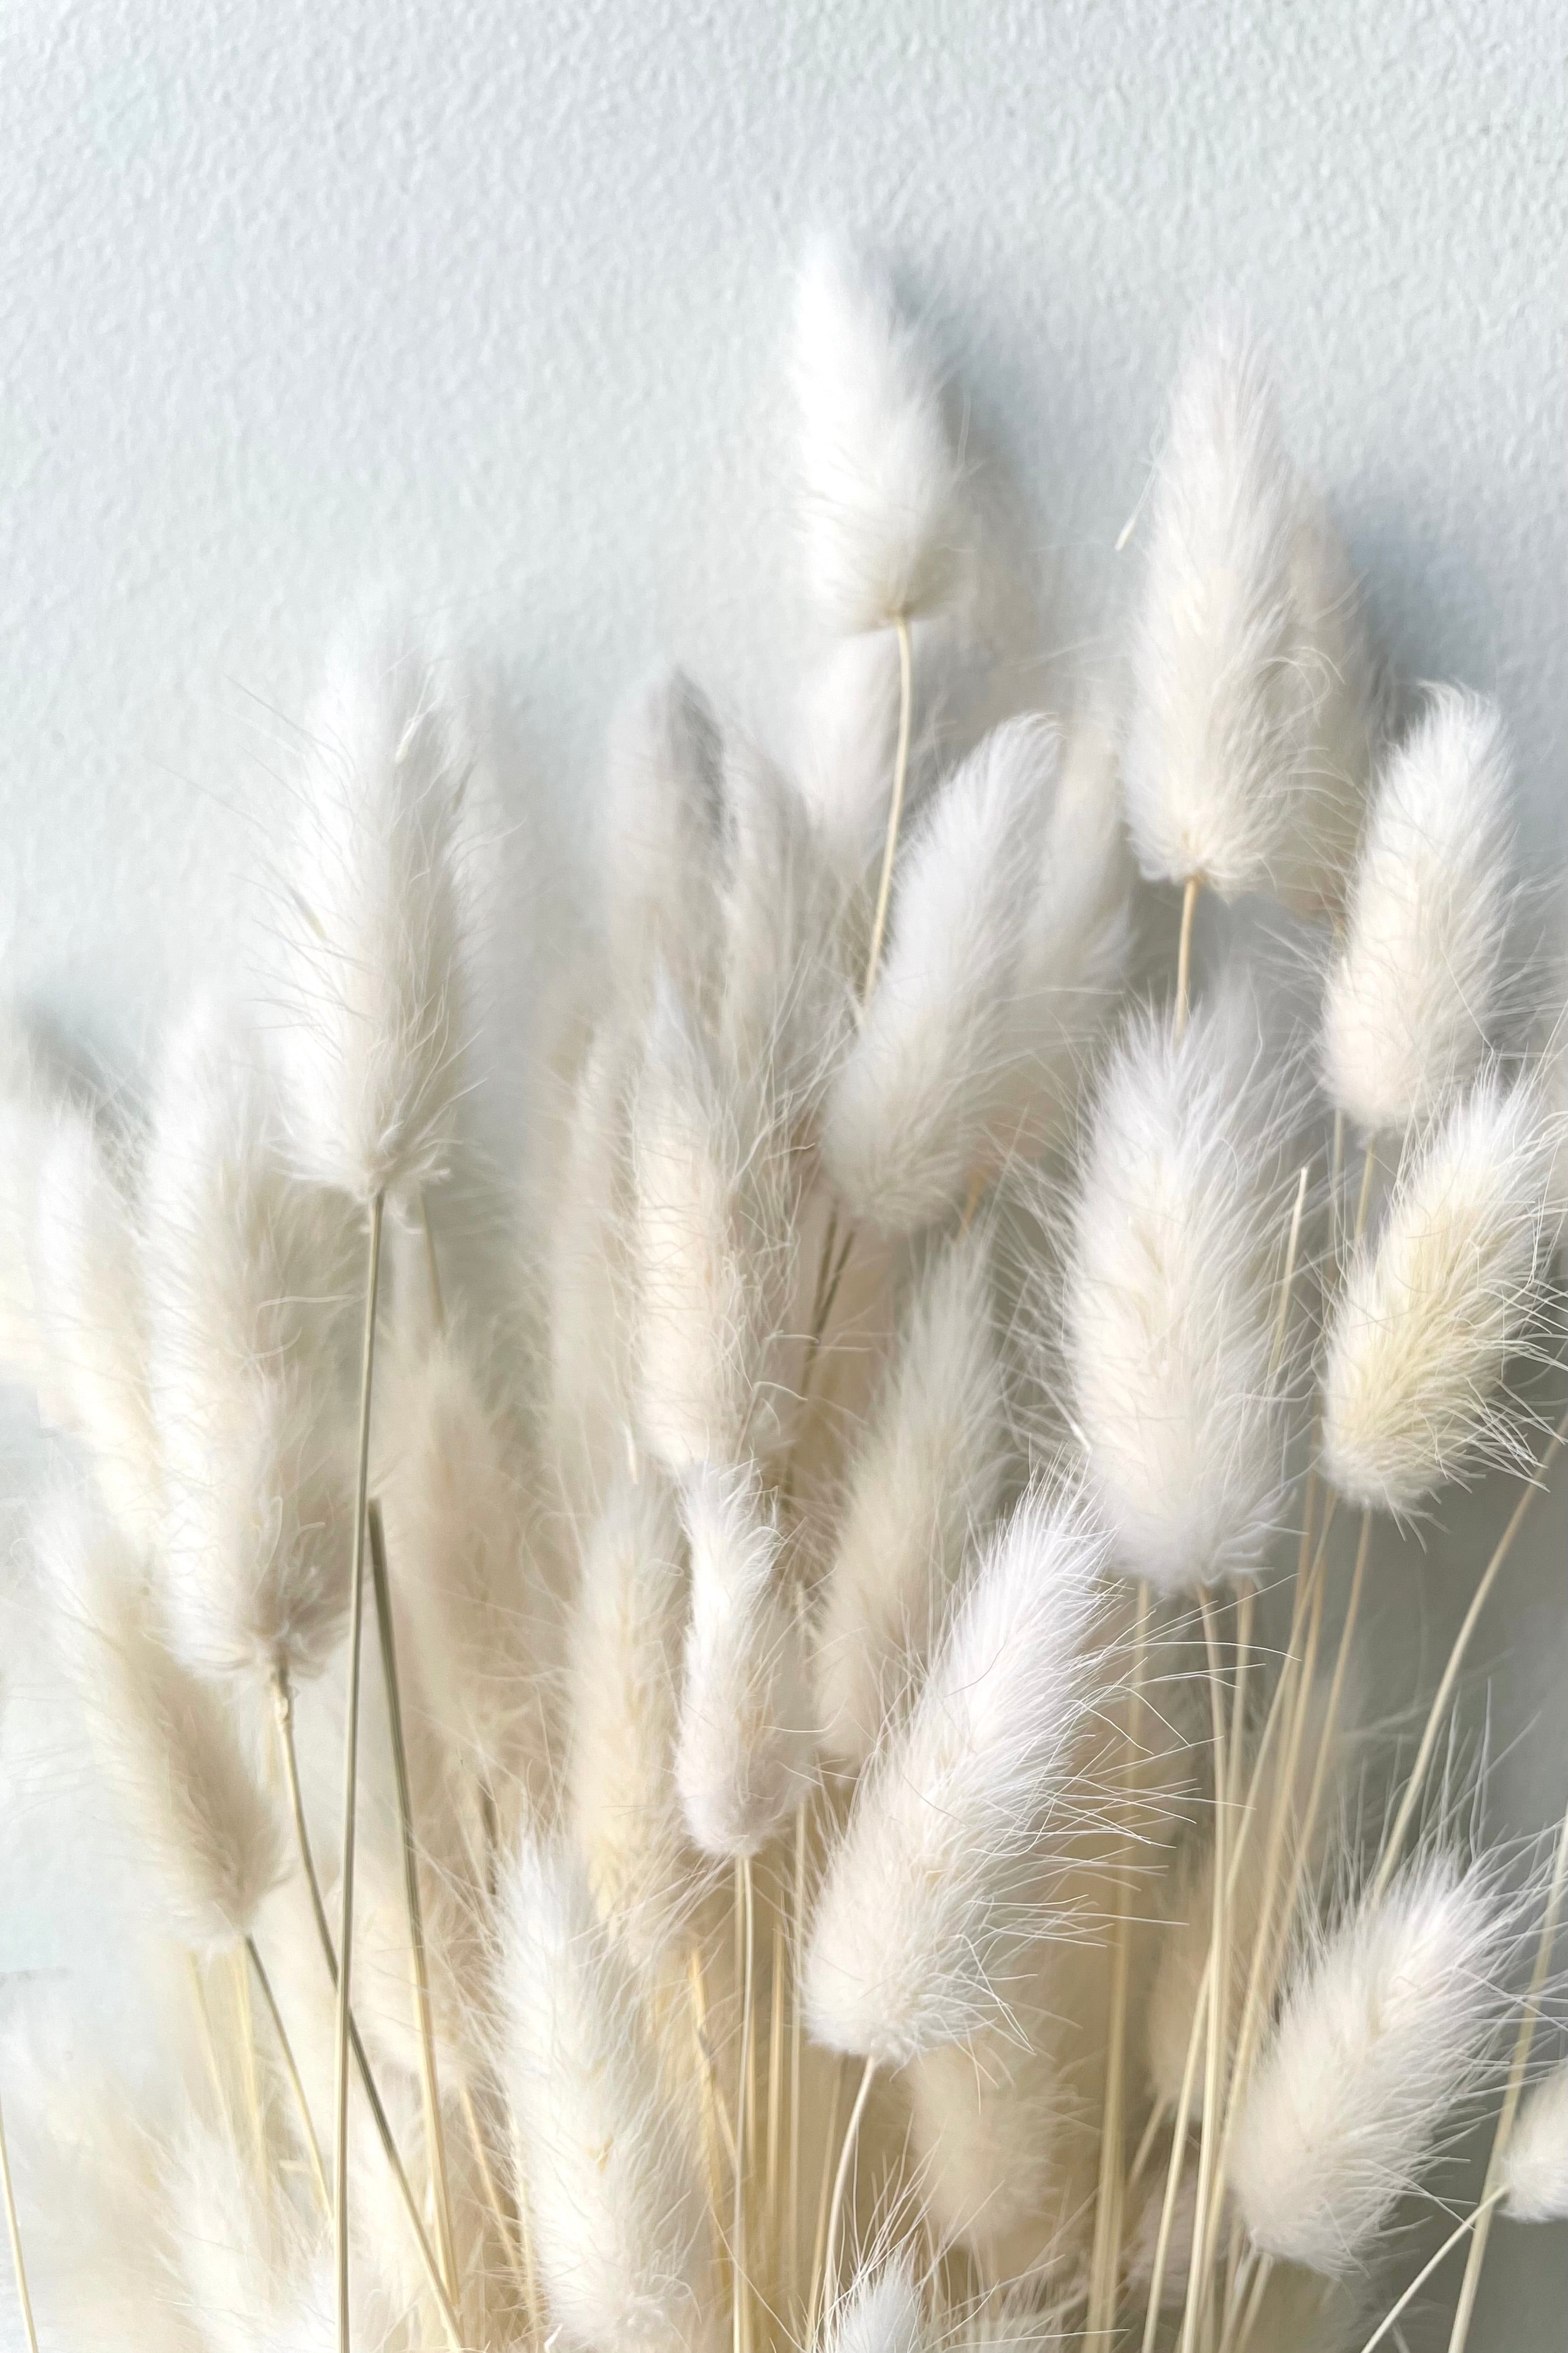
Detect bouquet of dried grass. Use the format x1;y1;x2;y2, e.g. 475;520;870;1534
0;243;1563;2353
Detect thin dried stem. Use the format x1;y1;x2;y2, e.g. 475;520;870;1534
246;1934;331;2220
367;1497;459;2302
1175;874;1201;1036
821;2055;877;2334
0;2085;39;2353
1446;1790;1568;2351
334;1185;385;2353
1088;1581;1152;2330
1180;1590;1232;2353
861;612;913;1008
1357;2190;1506;2353
1372;1410;1568;1903
733;1856;757;2353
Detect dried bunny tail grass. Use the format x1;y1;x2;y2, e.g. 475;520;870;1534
1122;310;1303;903
169;2116;329;2353
793;622;958;886
675;1457;815;1858
1322;689;1515;1134
804;1481;1108;2066
0;2038;208;2353
498;1836;715;2353
1229;1851;1518;2277
377;1322;555;1799
274;601;475;1201
820;716;1056;1235
547;1016;641;1518
143;994;353;1684
1500;2060;1568;2221
1320;1071;1557;1516
717;732;851;1106
1065;988;1304;1593
816;1221;1007;1768
29;1102;162;1552
35;1488;286;1955
906;1929;1112;2288
827;2254;927;2353
982;703;1136;1171
1143;1665;1360;2118
632;982;797;1472
602;665;729;1021
794;237;967;634
567;1466;697;1975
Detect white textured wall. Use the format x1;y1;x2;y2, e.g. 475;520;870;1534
1;2;1563;2339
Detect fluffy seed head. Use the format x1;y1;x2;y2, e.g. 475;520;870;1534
1322;690;1514;1133
29;1105;162;1551
820;716;1056;1234
1230;1855;1514;2275
566;1467;696;1974
377;1324;555;1796
1066;992;1301;1591
498;1836;715;2353
828;2258;926;2353
805;1483;1107;2066
275;604;474;1200
816;1222;1007;1767
1321;1073;1556;1515
37;1489;286;1955
143;995;353;1684
676;1459;815;1857
632;985;797;1471
603;667;729;1021
1500;2061;1568;2222
794;238;966;633
1124;312;1361;909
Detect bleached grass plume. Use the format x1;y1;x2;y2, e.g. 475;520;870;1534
795;626;951;882
1321;1073;1556;1515
985;707;1136;1167
676;1458;814;1858
1500;2060;1568;2221
1066;991;1299;1592
378;1325;553;1795
717;733;847;1102
499;1837;714;2353
828;2256;927;2353
29;1105;161;1552
142;995;352;1685
816;1223;1007;1767
632;984;795;1471
794;237;965;634
567;1469;694;1972
603;667;728;1019
1322;690;1514;1134
1123;313;1306;904
805;1484;1107;2067
548;1019;639;1516
276;603;474;1200
171;2119;328;2353
821;716;1055;1234
36;1490;285;1956
1230;1855;1514;2276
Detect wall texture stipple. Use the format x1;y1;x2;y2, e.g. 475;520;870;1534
0;6;1562;2339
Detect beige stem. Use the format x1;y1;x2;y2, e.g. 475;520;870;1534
367;1498;460;2302
1372;1410;1568;1904
808;2056;847;2344
0;2085;39;2353
246;1934;331;2220
1179;1592;1232;2353
1356;2190;1506;2353
273;1668;465;2349
334;1185;385;2353
1088;1582;1153;2330
862;613;913;1008
455;2071;531;2306
1175;876;1201;1036
788;1795;809;2318
733;1857;756;2353
821;2054;877;2332
419;1188;446;1331
1445;1790;1568;2353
